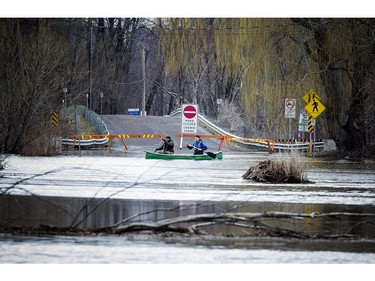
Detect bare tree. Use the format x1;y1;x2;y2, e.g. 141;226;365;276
0;19;73;154
0;18;148;154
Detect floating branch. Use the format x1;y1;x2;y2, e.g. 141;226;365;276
112;211;375;239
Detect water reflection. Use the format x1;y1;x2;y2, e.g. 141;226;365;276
1;195;374;239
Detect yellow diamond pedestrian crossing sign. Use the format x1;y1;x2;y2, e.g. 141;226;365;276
305;98;326;118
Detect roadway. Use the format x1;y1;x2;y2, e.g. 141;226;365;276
66;110;327;153
102;114;224;153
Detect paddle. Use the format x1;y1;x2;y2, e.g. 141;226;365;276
154;138;164;153
189;145;217;159
205;151;217;159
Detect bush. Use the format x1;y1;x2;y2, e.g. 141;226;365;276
216;100;245;136
242;153;310;183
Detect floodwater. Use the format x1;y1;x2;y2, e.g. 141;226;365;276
1;151;375;263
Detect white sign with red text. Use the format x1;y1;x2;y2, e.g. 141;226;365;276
181;104;198;134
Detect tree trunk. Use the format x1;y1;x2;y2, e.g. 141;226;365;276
293;18;375;152
342;20;375;151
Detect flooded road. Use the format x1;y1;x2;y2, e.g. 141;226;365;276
1;151;375;263
2;151;375;204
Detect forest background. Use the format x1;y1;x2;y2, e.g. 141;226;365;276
1;16;375;157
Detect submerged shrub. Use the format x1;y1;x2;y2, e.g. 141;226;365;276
242;154;310;183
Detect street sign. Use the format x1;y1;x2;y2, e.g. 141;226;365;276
285;98;296;118
298;110;308;132
52;110;58;128
305;98;326;118
128;108;140;115
308;114;314;133
183;105;197;119
303;89;321;104
181;104;198;134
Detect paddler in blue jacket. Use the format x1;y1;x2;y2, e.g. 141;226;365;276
186;135;207;155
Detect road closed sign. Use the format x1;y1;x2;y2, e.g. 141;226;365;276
182;104;198;133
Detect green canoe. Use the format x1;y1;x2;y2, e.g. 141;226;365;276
145;150;223;160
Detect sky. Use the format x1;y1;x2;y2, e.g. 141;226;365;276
1;0;374;18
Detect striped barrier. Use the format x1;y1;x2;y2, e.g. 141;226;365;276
63;134;165;152
175;133;229;151
69;134;164;140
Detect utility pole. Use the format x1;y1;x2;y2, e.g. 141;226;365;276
88;20;93;110
63;87;67;107
142;45;146;116
100;92;104;123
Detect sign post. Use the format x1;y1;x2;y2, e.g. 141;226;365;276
181;104;198;148
298;109;308;137
303;89;326;157
285;99;296;140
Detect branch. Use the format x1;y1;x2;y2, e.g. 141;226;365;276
297;59;330;87
113;211;375;239
151;79;190;104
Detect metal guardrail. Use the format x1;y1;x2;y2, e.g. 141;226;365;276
62;138;109;147
62;106;109;148
169;108;325;151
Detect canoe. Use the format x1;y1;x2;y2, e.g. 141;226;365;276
145;150;223;160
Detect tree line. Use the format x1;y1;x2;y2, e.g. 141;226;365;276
1;18;374;156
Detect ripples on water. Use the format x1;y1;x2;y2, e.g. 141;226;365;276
2;153;375;204
1;153;375;264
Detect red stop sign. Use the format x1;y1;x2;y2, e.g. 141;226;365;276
183;105;197;119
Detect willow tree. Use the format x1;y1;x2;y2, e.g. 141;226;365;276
157;18;375;153
157;19;215;110
211;18;321;138
157;18;322;138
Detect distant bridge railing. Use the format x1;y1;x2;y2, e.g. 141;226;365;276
169;108;326;152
